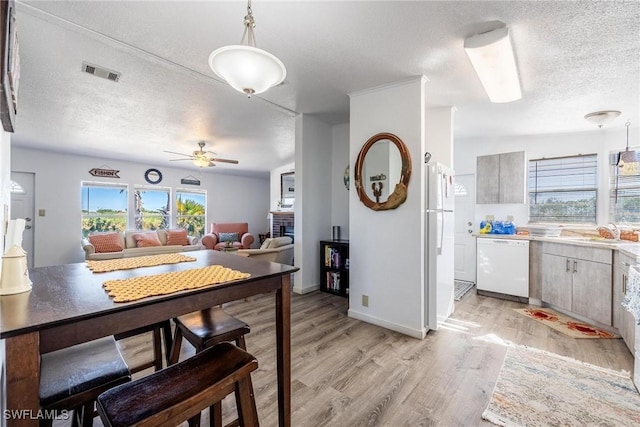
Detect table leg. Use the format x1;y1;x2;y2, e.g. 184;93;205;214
5;332;40;426
275;273;291;427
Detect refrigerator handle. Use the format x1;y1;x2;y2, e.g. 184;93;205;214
438;173;444;254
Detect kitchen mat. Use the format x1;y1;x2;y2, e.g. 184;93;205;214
513;307;619;339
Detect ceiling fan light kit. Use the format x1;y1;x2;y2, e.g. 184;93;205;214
164;141;239;168
584;110;621;128
464;26;522;103
208;0;286;97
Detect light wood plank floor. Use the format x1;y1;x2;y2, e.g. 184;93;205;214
81;290;635;426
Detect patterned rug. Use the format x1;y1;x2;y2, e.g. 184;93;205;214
482;345;640;426
454;280;475;301
513;307;619;339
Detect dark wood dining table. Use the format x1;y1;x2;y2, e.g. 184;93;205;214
0;250;297;427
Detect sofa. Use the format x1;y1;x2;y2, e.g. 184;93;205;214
82;229;202;260
201;223;255;250
238;237;294;265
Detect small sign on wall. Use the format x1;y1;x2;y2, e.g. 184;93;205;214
180;175;201;186
89;166;120;178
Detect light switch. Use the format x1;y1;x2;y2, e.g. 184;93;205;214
39;209;45;217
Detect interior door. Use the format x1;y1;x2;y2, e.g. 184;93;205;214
454;174;476;283
10;172;35;267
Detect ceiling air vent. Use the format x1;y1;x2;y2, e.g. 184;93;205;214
81;62;121;82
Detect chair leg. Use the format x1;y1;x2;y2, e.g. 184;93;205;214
235;375;259;426
188;413;202;427
152;328;163;371
169;326;184;365
161;320;174;366
79;401;95;427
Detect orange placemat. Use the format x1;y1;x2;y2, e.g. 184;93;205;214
103;265;251;302
87;253;197;273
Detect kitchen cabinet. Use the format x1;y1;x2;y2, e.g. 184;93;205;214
613;251;636;353
541;242;613;326
476;151;526;204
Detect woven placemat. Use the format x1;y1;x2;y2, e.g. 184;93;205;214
103;265;251;302
87;253;197;273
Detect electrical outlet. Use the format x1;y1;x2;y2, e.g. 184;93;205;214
39;209;46;217
486;215;495;221
362;295;369;307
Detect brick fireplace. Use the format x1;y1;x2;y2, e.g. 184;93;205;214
271;211;294;242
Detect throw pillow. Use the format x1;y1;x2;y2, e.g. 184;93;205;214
134;232;162;247
88;232;124;253
166;229;190;246
260;238;273;250
218;232;239;243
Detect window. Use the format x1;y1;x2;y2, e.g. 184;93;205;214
134;186;171;230
528;154;597;224
81;182;128;237
176;189;206;237
610;151;640;224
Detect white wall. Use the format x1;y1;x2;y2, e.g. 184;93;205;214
331;123;349;239
294;114;333;294
348;77;426;337
11;147;269;267
454;127;639;228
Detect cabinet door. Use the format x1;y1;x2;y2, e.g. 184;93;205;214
476;154;500;204
499;151;526;204
613;266;625;330
572;259;612;326
623;307;636;353
541;253;572;311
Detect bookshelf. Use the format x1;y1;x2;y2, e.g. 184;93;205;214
320;240;349;297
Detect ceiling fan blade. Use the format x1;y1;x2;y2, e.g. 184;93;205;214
163;150;192;157
169;158;193;162
211;158;239;164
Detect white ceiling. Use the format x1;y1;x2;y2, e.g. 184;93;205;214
11;1;640;178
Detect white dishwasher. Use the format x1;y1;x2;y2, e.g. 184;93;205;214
476;238;529;297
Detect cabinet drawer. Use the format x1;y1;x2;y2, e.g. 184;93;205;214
542;242;612;264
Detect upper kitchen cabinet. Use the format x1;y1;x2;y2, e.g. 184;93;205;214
476;151;527;204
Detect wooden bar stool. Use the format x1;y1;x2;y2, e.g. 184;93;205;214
97;342;259;427
169;306;250;426
39;336;131;427
114;320;173;373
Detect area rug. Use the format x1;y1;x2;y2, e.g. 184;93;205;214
513;307;619;339
454;280;475;300
482;345;640;427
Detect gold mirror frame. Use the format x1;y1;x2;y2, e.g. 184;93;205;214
354;132;412;211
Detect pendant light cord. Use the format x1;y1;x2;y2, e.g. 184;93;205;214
241;0;256;47
626;121;631;150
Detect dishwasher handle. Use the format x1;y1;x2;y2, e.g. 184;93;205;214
566;259;570;272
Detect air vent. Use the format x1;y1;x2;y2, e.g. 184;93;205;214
81;62;121;82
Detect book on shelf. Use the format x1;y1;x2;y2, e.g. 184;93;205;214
324;246;342;269
326;271;341;291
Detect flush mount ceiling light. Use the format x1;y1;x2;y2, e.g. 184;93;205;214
208;0;286;98
464;26;522;103
584;110;621;128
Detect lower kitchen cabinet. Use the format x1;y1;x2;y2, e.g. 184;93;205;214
541;243;613;326
613;251;637;353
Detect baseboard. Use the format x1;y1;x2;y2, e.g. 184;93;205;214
348;309;426;339
293;284;319;295
477;289;529;304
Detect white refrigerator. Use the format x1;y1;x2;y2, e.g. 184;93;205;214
424;161;455;331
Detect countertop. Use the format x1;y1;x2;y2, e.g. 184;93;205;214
475;234;640;260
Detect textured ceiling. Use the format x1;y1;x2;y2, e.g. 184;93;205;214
10;1;640;178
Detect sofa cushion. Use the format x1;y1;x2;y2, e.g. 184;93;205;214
260;238;273;250
88;232;124;253
165;229;190;246
269;237;293;249
133;232;162;248
218;232;239;243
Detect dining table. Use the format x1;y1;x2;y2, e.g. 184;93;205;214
0;249;297;427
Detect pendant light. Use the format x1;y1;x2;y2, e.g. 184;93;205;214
208;0;286;98
617;121;638;177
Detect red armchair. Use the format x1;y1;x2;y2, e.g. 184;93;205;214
201;223;255;250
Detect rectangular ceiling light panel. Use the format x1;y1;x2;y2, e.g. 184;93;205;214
464;27;521;103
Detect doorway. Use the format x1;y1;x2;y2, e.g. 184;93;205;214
454;174;476;283
10;172;35;267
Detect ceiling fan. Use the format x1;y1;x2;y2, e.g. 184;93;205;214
164;141;239;168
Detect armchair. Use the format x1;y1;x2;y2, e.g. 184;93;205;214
201;222;255;250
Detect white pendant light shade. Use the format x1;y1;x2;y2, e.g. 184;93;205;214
209;45;286;96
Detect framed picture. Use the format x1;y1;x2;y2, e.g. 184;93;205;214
0;0;18;133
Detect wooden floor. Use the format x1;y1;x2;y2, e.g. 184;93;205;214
87;289;634;427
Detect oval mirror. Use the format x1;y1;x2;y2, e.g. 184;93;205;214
354;132;412;210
